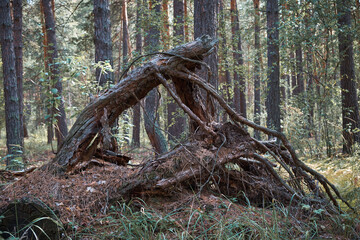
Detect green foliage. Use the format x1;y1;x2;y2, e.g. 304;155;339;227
68;194;359;239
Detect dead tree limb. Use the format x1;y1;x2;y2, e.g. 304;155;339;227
48;36;217;174
167;69;353;211
43;35;351;212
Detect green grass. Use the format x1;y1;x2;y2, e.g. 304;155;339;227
68;195;359;240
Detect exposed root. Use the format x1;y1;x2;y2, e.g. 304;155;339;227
163;68;353;212
0;37;353;237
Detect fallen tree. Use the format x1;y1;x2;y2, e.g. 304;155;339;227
0;35;354;238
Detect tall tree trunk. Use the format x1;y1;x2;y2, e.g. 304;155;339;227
295;45;304;95
184;0;189;42
42;0;68;149
219;0;231;118
162;0;170;49
40;1;53;144
122;0;130;145
131;0;142;148
194;0;218;119
265;0;281;132
231;0;246;118
12;0;25;146
167;0;186;145
173;0;184;46
144;0;168;154
305;6;314;138
0;0;23;169
253;0;261;139
337;0;360;153
94;0;114;87
290;49;296;96
94;0;117;151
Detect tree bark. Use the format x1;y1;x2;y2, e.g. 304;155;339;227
337;0;360;154
184;0;189;42
305;6;314;138
131;0;143;148
231;0;247;118
194;0;218;119
219;0;231;117
265;0;281;132
42;0;68;149
295;45;304;95
144;0;168;154
0;0;22;169
122;0;130;145
50;36;216;173
167;0;186;145
12;0;24;147
162;0;170;49
253;0;261;139
290;49;297;96
94;0;114;87
40;1;54;144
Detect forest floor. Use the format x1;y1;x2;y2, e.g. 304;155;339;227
0;133;360;239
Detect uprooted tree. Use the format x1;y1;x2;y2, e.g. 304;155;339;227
0;35;354;238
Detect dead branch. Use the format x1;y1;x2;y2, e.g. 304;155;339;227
166;68;353;211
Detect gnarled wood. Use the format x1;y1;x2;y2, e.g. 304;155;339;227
49;36;217;173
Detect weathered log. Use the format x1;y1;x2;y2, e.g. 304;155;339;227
37;35;350;214
93;149;131;166
49;36;217;173
0;198;61;239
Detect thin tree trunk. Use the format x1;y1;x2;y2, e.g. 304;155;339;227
194;0;218;119
94;0;114;87
305;6;314;138
144;0;168;154
132;0;142;148
122;0;130;145
42;0;68;149
12;0;24;147
265;0;281;132
253;0;261;139
290;50;296;96
184;0;189;42
167;0;186;145
40;1;53;144
219;0;231;117
337;0;360;153
295;45;304;95
0;0;22;169
231;0;246;118
162;0;170;49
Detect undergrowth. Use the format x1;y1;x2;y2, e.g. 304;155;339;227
69;195;359;240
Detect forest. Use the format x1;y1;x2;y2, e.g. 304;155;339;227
0;0;360;239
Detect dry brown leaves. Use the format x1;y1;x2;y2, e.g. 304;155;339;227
0;161;136;226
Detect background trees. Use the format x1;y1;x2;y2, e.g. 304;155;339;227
0;0;22;169
337;0;360;153
1;0;360;161
265;0;281;132
41;0;68;149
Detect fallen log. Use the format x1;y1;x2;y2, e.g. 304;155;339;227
0;36;353;237
48;35;217;174
45;35;351;211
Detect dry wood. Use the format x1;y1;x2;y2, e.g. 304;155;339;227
48;35;217;173
42;35;351;213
